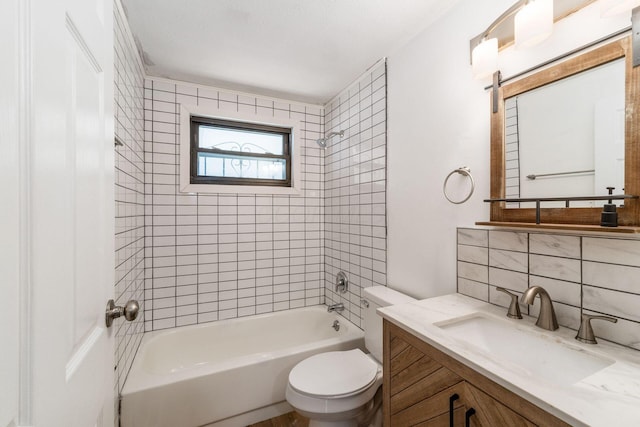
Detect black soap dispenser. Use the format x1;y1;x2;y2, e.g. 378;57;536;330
601;187;618;227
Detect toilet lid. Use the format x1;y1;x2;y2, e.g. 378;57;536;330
288;349;379;398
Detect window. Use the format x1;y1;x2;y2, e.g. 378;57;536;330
179;104;301;195
191;116;292;187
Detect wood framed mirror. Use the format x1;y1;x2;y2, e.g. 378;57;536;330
487;35;640;229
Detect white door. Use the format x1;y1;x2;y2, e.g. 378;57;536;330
0;0;21;425
5;0;116;425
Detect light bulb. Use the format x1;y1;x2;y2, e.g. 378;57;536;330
515;0;553;49
472;38;498;79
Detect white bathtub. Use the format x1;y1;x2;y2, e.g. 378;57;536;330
120;306;365;427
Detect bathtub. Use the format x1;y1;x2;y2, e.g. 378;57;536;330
120;306;365;427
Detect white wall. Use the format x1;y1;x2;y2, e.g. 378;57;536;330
387;0;631;299
387;0;506;299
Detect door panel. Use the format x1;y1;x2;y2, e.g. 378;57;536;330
0;0;20;425
67;12;106;355
30;0;114;425
463;383;536;427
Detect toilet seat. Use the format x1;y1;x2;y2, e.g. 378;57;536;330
288;349;379;398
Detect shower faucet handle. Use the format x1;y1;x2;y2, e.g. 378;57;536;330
496;287;522;319
335;271;348;294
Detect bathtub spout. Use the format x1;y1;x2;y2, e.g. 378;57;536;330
327;303;344;313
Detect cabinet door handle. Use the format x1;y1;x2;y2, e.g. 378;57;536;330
465;408;476;427
449;393;459;427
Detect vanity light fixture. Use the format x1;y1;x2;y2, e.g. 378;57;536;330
470;0;552;79
514;0;553;48
470;0;617;79
471;0;640;75
601;0;640;17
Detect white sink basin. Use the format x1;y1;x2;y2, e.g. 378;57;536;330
436;314;614;386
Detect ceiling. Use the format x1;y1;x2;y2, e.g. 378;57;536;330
122;0;459;104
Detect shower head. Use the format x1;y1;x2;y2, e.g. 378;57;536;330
316;130;345;149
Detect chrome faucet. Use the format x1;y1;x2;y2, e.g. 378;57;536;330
327;303;344;313
520;286;559;331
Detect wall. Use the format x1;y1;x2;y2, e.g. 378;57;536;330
386;0;632;299
114;0;146;395
458;227;640;350
386;0;501;299
324;60;387;328
144;79;325;331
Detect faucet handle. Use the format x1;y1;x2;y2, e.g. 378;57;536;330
575;314;617;344
335;271;348;294
495;287;523;319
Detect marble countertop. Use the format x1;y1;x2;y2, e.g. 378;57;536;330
378;294;640;427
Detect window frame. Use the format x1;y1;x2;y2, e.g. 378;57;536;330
190;116;292;187
179;103;302;196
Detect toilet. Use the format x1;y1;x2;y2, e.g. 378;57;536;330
286;286;415;427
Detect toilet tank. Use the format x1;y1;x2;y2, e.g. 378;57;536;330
362;286;415;363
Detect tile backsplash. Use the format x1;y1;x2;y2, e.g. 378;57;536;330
457;227;640;350
324;60;387;328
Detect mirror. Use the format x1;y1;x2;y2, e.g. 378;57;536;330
489;36;640;227
505;58;625;208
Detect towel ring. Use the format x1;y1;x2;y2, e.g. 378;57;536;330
443;166;475;204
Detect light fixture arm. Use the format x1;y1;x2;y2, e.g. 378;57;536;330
469;0;528;63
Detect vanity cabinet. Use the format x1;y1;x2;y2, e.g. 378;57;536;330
383;320;570;427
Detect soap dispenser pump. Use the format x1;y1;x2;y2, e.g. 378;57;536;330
601;187;618;227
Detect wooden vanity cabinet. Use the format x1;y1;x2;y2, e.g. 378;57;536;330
383;320;570;427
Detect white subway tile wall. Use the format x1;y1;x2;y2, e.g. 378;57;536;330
144;79;325;331
324;61;387;328
504;97;520;207
114;0;145;396
457;228;640;350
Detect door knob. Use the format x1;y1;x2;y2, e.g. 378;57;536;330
105;299;139;328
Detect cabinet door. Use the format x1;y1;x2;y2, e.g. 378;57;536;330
392;382;467;426
388;332;464;425
462;382;536;427
413;406;467;427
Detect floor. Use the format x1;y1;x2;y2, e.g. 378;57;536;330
248;411;309;427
